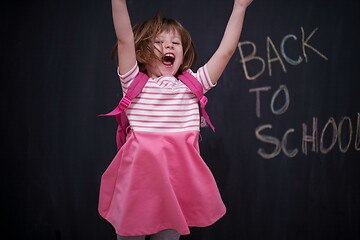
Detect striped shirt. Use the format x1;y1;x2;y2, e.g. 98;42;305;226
118;63;215;132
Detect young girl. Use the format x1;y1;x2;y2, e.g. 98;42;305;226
99;0;253;239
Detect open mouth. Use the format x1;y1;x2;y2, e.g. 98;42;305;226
162;53;175;66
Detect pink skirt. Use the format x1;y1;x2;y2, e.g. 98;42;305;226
98;130;226;236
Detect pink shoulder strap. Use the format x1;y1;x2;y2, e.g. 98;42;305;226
178;72;215;132
99;72;149;116
100;71;215;132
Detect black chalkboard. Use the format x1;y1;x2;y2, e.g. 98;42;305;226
1;0;359;239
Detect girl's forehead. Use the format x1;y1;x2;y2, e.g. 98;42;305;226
157;29;181;38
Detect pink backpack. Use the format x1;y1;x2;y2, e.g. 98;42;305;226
100;71;215;151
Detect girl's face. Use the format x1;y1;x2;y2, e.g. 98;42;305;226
145;30;184;78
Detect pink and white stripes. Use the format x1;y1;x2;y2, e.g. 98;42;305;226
118;63;215;132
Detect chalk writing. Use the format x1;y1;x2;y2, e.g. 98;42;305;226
282;128;298;158
338;116;352;153
302;115;359;155
270;85;290;115
281;34;303;65
255;124;298;158
320;117;338;154
238;26;358;159
238;27;328;80
249;85;290;118
302;117;318;155
267;36;287;76
238;41;265;80
256;115;360;158
249;86;271;118
255;124;281;159
301;27;328;62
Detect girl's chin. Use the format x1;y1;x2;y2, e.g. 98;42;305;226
147;64;180;78
161;65;179;74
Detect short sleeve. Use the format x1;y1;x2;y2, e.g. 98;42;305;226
117;63;139;94
187;64;216;94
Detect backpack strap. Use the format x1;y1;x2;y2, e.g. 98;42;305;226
100;71;215;132
99;72;149;117
178;72;215;132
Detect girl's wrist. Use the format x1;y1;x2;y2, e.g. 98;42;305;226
232;4;247;15
234;0;252;10
233;3;248;12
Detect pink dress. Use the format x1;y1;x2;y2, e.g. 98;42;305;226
98;63;226;236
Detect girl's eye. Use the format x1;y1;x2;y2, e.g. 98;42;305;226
154;40;162;44
173;42;180;45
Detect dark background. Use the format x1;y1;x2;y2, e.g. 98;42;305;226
1;0;360;239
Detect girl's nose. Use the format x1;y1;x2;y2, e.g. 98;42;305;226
164;41;173;49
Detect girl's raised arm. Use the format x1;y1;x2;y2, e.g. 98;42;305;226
112;0;137;75
206;0;253;84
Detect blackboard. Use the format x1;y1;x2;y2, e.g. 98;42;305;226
1;0;359;239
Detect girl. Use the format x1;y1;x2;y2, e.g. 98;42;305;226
99;0;253;239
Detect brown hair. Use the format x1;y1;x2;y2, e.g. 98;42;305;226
111;13;197;75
